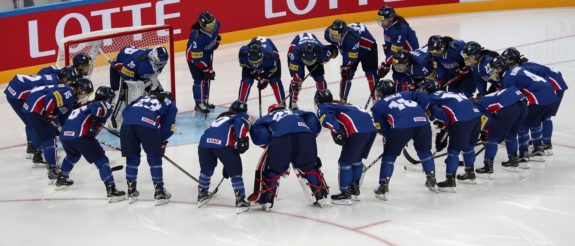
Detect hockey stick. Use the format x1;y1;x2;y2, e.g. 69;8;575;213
364;78;381;110
359;153;384;187
402;143;486;165
258;83;263;118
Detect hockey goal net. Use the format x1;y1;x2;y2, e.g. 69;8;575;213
56;24;176;100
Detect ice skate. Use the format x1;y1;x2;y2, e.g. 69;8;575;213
197;186;214;208
437;175;456;193
55;175;73;190
32;151;47;168
127;181;139;204
543;144;553;156
47;167;59;185
528;146;546;162
194;103;210;114
154;185;171;206
502;155;520;172
106;184;126;203
374;178;390;201
235;190;250;214
476;159;494;179
425;172;438;192
330;189;352;205
349;183;360;201
456;168;477;184
26;142;34;159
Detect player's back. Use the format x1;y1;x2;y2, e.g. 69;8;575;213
254;109;312;138
317;103;376;134
427;91;480;122
476;87;525;113
501;66;557;106
61;101;112;141
199;113;249;148
5;74;59;100
519;62;568;91
122;95;167;129
22;84;74;115
372;92;428;129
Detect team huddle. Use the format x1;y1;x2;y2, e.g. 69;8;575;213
3;6;567;213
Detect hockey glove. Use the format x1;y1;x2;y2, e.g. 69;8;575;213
203;67;216;80
257;79;269;90
435;130;448;152
480;128;489;143
235;137;250;154
340;65;351;81
86;121;102;138
332;130;347;146
290;78;302;92
378;62;391;78
316;156;323;168
214;35;222;50
326;45;339;60
160;141;168;156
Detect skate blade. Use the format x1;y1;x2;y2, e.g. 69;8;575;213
262;203;273;212
55;185;72;191
109;196;127;203
236;206;250;214
314;199;328;208
528;156;545;162
438;187;456;193
374;193;388;201
503;166;520;172
544;150;553;156
427;186;439;193
154;198;170;206
128;197;138;204
330;199;352;206
351;195;361;201
197;195;214;208
33;163;48;169
403;165;423;172
457;179;477;185
48;179;57;185
26;154;33;159
476;173;494;180
518;163;530;169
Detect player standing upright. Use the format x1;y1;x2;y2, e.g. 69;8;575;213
376;6;419;79
56;86;126;201
324;19;378;103
314;89;376;205
427;35;475;98
287;32;338;109
108;45;169;131
197;100;251;213
121;91;177;206
391;49;436;91
237;37;285;105
186;11;221;113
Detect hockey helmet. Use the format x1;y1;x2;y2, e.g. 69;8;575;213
57;66;78;85
314;89;333;105
427;35;446;57
73;78;94;103
198;11;216;34
148;46;169;70
417;78;440;94
392;50;411;73
328;19;348;43
501;47;522;66
230;100;248;113
72;53;93;76
375;79;396;99
153;91;173;103
488;56;508;81
247;40;264;67
301;43;318;66
377;6;396;28
461;41;482;66
94;86;115;103
268;103;284;114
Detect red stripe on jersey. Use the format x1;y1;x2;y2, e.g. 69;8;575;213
45;99;56;114
239;123;249;138
337;112;358;135
487;103;503;113
387;114;395;128
359;37;374;50
549;78;561;91
96;108;103;118
239;82;251;102
441;106;458;125
186;46;193;62
288;44;296;54
80;116;92;137
520;88;538;105
403;42;414;52
226;125;235;147
31;95;46;114
18;90;30;100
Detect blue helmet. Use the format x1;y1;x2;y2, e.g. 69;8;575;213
94;86;115;102
230;100;248;113
314;89;333;105
375;79;395;99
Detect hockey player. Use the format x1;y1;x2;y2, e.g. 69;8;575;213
391;49;435;91
376;5;419;79
324;19;378;102
314;89;376;204
488;56;558;163
237;37;285;105
108;45;169;131
38;53;93;78
415;79;481;190
197;100;251;213
56;86;126;201
287;32;338;109
474;87;527;176
121;91;177;206
427;35;475;98
4;67;77;164
22;79;94;183
371;79;437;200
186;11;221;113
501;47;568;154
460;41;500;98
250;104;328;211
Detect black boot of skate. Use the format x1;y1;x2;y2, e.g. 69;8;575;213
437;175;456;193
543;143;553;156
197;186;213;208
127;181;139;204
235;190;250;214
194;103;210;113
26;142;34;159
374;178;390;201
154;184;171;206
476;159;494;179
502;155;520;172
425;172;438;192
106;183;126;203
47;166;59;185
55;174;74;190
331;188;352;205
528;145;545;162
349;182;360;201
32;151;47;168
456;168;477;184
203;101;215;110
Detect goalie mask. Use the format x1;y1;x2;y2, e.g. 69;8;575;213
148;46;169;71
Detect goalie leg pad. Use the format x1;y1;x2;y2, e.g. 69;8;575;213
296;167;329;204
248;149;268;203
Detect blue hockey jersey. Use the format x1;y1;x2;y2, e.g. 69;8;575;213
471;54;496;96
60;100;113;141
500;66;558;106
250;109;314;146
5;74;60;100
122;95;178;141
199;112;251;149
413;91;481;126
22;84;75;121
519;62;568;92
475;87;525;114
382;21;419;65
112;46;162;82
288;32;335;80
239;37;280;79
324;22;376;66
431;38;466;82
317;103;376;136
392;48;435;84
371;92;429;134
186;20;221;69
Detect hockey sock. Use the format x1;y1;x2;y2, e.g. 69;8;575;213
505;133;518;157
125;156;141;183
485;137;501;161
367;74;376;100
316;80;327;91
445;148;461;176
530;124;543;147
42;138;57;168
237;81;252;102
231;175;245;197
60;155;81;178
199;171;214;189
94;157;114;184
461;146;476;169
542;118;553;145
193;79;205;104
341;79;352;101
338;162;352;192
270;82;285;104
417;150;435;174
518;128;530;153
351;162;363;184
379;155;396;184
147;155;164;188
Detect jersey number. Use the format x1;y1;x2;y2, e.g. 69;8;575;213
67;105;88;120
389;98;417;110
132;97;161;111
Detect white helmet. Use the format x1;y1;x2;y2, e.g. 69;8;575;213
148;46;169;70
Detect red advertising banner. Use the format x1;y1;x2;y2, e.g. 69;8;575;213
0;0;457;73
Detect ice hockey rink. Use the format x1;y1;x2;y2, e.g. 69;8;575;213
0;7;574;246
